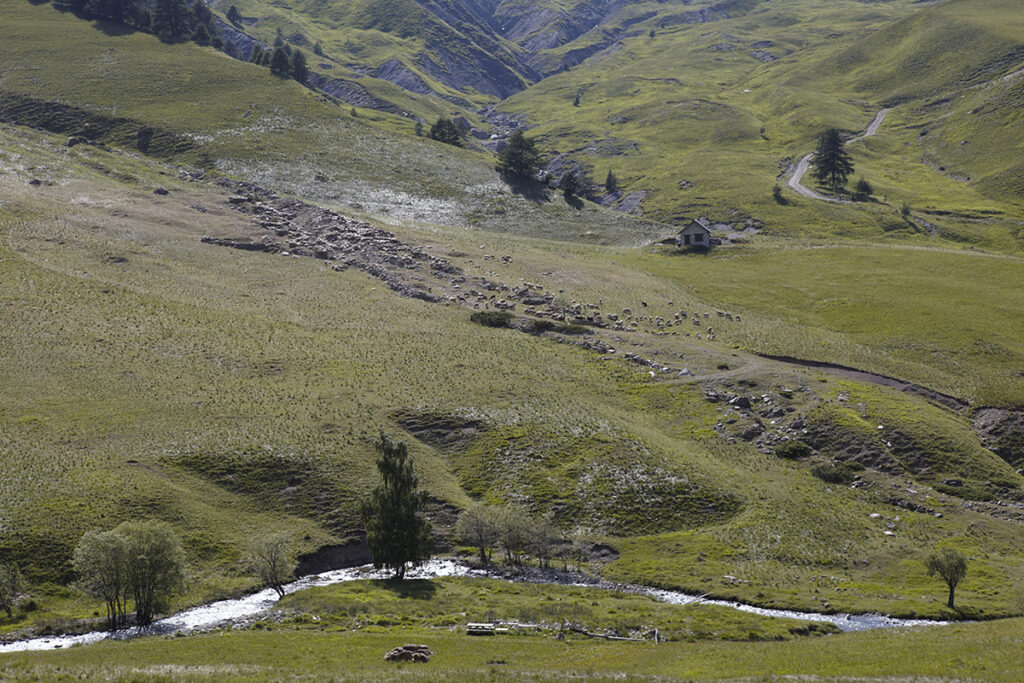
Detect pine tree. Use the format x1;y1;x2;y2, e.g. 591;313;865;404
313;40;324;57
812;128;854;194
561;171;579;198
496;130;540;180
270;47;291;77
249;45;265;64
428;117;461;146
360;434;433;580
291;49;308;84
605;169;617;192
192;22;212;46
151;0;194;42
85;0;126;23
853;177;873;201
226;5;241;24
274;27;285;48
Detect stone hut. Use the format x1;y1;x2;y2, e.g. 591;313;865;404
676;218;713;248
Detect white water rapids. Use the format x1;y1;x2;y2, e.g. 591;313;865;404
0;558;947;653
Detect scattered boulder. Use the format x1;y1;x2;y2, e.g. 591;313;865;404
385;644;432;663
153;187;169;195
67;136;88;147
28;178;42;186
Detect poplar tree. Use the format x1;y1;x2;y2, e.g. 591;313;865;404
360;434;433;580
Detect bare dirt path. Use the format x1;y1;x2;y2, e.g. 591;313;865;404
788;108;891;201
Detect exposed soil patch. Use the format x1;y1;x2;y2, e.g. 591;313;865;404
802;420;904;475
0;91;193;158
973;408;1024;468
393;410;488;452
295;539;372;577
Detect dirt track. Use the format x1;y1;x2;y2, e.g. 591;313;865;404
787;108;891;201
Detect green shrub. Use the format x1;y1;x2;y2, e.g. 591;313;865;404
528;319;555;334
810;462;857;485
775;441;812;460
470;311;514;328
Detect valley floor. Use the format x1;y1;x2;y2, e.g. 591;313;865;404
4;618;1024;682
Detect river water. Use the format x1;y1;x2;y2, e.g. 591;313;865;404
0;559;947;653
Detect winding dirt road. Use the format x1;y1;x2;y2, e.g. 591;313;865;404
788;108;891;201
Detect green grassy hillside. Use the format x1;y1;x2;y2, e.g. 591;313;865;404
497;0;1023;238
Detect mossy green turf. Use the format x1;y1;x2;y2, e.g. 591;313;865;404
5;617;1024;681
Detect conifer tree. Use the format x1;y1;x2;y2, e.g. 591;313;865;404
192;22;212;46
561;171;579;198
605;169;617;192
360;434;432;580
428;117;461;146
85;0;126;23
151;0;194;42
812;128;854;194
291;49;308;83
226;4;241;24
270;47;291;76
496;130;540;180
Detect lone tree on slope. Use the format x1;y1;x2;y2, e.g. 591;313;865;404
926;548;968;609
812;128;854;195
360;433;433;580
561;171;579;199
496;130;541;181
605;169;618;192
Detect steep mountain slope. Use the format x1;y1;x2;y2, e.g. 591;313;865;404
200;0;1024;238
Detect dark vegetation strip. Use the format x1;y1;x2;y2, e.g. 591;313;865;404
0;91;194;158
757;353;969;411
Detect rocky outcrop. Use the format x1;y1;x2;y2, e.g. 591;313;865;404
384;644;431;662
974;408;1024;468
214;18;264;61
374;59;435;95
306;74;405;114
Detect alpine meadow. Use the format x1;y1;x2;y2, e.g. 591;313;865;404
0;0;1023;680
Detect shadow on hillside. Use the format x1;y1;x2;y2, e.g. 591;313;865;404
373;578;438;599
93;19;140;37
503;176;550;204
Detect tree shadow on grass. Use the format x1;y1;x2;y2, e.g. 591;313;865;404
92;20;141;37
564;194;584;211
502;176;550;204
372;578;438;600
